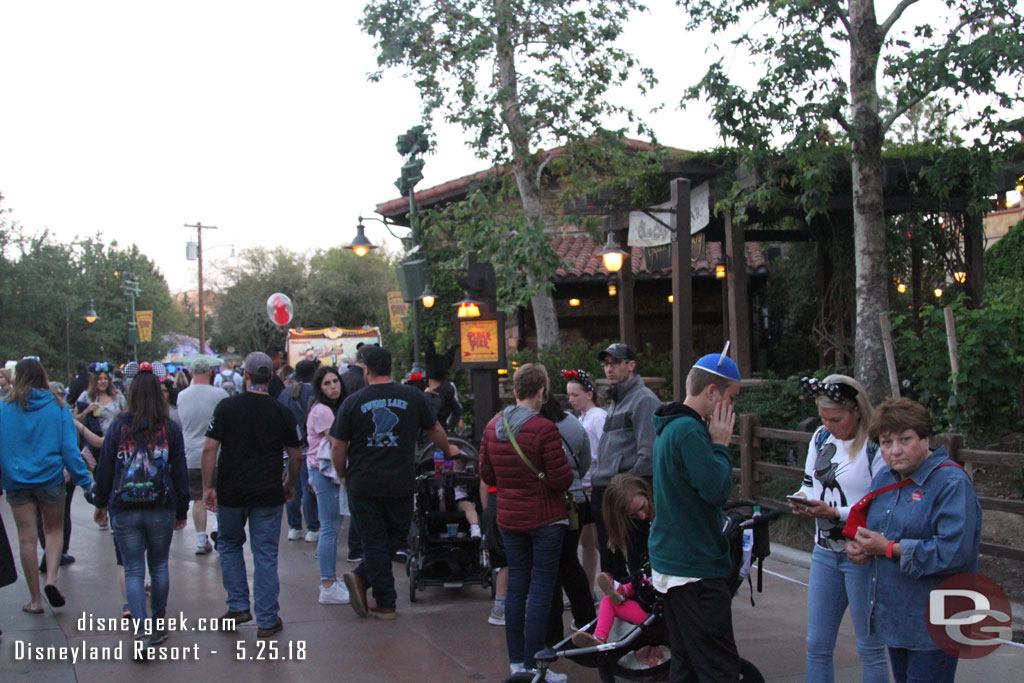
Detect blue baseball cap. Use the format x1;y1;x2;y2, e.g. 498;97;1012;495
692;346;741;382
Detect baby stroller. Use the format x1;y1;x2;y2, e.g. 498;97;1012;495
518;500;781;683
406;437;493;602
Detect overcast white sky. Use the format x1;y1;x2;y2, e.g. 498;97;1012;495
0;1;969;294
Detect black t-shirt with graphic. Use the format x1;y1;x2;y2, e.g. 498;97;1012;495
206;391;301;507
330;382;437;498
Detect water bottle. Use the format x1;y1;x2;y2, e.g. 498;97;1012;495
739;505;760;579
433;449;445;478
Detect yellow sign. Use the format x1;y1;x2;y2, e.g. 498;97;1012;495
136;310;153;343
460;319;500;364
387;291;408;334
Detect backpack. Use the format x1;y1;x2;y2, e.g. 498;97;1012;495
112;424;170;509
279;382;315;446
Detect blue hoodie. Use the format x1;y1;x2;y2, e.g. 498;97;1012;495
0;389;93;492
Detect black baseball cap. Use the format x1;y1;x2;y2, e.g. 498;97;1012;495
359;345;391;377
597;343;636;363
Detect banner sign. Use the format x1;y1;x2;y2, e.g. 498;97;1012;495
135;310;153;343
387;291;408;333
456;313;506;370
628;181;711;247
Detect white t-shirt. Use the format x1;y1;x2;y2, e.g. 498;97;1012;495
177;384;229;468
579;406;607;488
796;425;878;551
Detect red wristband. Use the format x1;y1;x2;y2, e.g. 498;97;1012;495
885;541;895;558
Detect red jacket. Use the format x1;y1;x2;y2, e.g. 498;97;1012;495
479;411;573;532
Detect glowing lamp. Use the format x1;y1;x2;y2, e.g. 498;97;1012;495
420;283;436;309
456;301;481;318
608;283;617;296
569;298;580;307
953;270;966;284
715;264;726;279
599;233;628;273
933;285;943;298
346;221;377;257
668;295;674;303
896;282;907;294
84;298;99;324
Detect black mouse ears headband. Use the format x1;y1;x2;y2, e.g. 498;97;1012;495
561;368;594;393
800;376;858;404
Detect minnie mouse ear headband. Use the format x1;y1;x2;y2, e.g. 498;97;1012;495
800;376;858;404
90;361;111;373
136;361;169;379
560;368;594;393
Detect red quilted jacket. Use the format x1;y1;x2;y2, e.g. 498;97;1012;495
479;411;573;532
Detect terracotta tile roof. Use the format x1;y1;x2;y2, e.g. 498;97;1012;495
550;233;768;280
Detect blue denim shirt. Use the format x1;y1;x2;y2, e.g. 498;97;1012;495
865;446;982;650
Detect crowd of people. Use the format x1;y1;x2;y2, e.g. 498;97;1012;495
0;338;985;682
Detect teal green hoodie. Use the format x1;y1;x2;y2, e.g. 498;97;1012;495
0;389;92;492
648;402;733;579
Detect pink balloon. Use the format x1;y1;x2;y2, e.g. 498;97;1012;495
266;293;294;327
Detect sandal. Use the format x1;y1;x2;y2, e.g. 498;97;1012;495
44;584;66;608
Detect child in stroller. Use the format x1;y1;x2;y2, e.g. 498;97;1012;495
406;438;492;602
516;497;780;683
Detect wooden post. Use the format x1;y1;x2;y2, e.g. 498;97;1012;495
964;213;985;306
739;413;761;500
724;211;751;377
616;219;635;347
933;432;970;478
943;307;960;376
671;178;693;402
878;312;901;398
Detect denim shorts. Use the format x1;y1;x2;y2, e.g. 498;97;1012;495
6;483;67;506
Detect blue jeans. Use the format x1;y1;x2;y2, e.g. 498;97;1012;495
309;468;340;581
888;647;957;683
112;507;175;633
217;505;284;628
348;493;413;610
806;545;889;682
285;458;319;532
501;523;566;668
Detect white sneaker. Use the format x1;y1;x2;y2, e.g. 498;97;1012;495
510;663;525;674
287;528;304;541
470;525;482;539
305;530;320;543
318;581;350;605
527;669;568;683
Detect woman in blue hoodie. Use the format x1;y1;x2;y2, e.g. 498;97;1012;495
0;358;93;612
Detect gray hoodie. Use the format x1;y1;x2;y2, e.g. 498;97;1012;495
494;404;537;441
590;374;661;486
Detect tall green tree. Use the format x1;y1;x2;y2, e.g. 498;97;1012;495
362;0;656;347
677;0;1024;402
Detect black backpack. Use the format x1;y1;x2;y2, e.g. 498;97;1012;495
112;424;170;509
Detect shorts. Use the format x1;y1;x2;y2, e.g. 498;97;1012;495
188;468;214;501
6;483;66;506
481;491;507;568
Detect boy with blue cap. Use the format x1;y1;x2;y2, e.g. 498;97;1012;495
649;343;742;681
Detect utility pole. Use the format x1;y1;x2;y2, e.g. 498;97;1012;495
185;222;218;355
122;273;142;362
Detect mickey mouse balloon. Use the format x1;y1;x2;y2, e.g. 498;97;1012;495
266;293;294;327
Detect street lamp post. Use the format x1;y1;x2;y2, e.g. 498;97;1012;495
184;222;218;356
65;298;99;384
122;273;141;362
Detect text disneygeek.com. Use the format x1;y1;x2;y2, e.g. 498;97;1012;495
11;612;307;662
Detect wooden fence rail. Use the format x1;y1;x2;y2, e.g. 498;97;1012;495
733;414;1024;562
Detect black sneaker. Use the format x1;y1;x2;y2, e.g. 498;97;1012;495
221;609;252;630
256;618;283;638
60;554;76;566
347;554;363;563
392;548;411;563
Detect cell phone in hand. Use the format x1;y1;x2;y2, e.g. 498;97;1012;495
786;495;816;506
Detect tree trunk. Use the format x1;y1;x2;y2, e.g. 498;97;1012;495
494;0;560;348
849;0;891;404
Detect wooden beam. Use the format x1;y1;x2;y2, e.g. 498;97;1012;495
615;217;635;347
724;211;751;377
671;178;693;401
964;212;984;306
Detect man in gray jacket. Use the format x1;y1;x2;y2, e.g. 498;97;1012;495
590;343;661;581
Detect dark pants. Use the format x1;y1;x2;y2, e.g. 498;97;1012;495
347;516;362;557
348;493;413;610
664;578;740;682
38;482;74;554
591;485;649;582
501;524;565;668
888;647;958;683
285;459;319;532
546;524;597;644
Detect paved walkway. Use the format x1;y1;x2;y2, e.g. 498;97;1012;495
1;496;1021;681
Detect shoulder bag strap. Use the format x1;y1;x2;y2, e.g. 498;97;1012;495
502;413;550;485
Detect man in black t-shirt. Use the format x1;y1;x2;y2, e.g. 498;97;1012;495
201;351;302;638
331;346;450;619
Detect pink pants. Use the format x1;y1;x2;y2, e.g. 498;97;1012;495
595;596;649;641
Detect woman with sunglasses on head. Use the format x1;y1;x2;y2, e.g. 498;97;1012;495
73;363;126;434
790;374;888;683
90;363;189;652
0;358;93;612
562;368;606;597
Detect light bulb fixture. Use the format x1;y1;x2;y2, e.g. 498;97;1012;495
953;266;966;284
84;298;99;324
933;285;944;298
599;233;629;273
455;299;481;318
608;282;617;296
667;295;674;303
346;219;377;257
497;368;508;376
569;298;580;307
896;281;908;294
420;282;436;309
715;263;727;279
